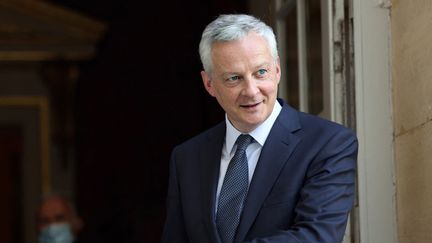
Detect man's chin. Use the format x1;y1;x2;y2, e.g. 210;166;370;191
241;118;266;130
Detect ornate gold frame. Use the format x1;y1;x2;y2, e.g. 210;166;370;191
0;95;51;194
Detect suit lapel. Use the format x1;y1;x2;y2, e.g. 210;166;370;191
200;122;225;243
235;103;302;242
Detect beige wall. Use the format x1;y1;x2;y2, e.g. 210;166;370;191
392;0;432;242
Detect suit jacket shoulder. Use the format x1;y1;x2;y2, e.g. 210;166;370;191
172;121;225;157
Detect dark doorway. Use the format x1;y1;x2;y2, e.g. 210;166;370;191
0;126;22;243
49;0;248;242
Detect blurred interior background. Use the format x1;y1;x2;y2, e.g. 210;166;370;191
0;0;251;242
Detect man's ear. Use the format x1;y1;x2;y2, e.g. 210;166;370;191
201;71;216;97
275;57;281;84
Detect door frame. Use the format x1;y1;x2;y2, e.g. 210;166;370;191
353;0;397;242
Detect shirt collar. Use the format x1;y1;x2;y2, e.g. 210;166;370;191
225;100;282;155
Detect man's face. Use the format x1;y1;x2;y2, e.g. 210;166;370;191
37;197;73;232
201;32;281;132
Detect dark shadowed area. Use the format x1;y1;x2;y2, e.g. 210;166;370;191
48;0;247;242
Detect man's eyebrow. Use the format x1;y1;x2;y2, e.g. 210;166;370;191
217;62;273;77
221;72;241;76
254;62;271;69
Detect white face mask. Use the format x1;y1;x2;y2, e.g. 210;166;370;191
38;223;75;243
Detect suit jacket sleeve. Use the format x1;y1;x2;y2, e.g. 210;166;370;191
161;147;189;243
245;128;358;243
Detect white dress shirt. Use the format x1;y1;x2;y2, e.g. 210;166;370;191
215;101;282;209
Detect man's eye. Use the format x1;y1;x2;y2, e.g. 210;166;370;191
257;69;268;76
227;76;240;81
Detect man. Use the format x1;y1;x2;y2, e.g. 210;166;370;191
36;195;84;243
162;14;357;243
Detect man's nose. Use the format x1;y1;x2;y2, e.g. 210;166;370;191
241;77;259;96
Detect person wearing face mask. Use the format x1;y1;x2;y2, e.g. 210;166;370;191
36;194;84;243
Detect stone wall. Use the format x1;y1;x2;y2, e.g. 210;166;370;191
392;0;432;242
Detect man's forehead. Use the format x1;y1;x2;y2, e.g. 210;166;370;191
215;60;272;74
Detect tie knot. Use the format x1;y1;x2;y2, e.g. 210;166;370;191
236;134;253;151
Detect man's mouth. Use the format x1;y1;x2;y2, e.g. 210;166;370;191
240;101;261;108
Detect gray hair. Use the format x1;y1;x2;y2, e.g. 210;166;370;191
199;14;279;73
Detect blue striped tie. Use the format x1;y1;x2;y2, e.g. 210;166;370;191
216;134;253;243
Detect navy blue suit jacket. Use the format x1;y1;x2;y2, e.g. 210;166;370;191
162;99;358;243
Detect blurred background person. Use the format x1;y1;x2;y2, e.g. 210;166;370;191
36;195;84;243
